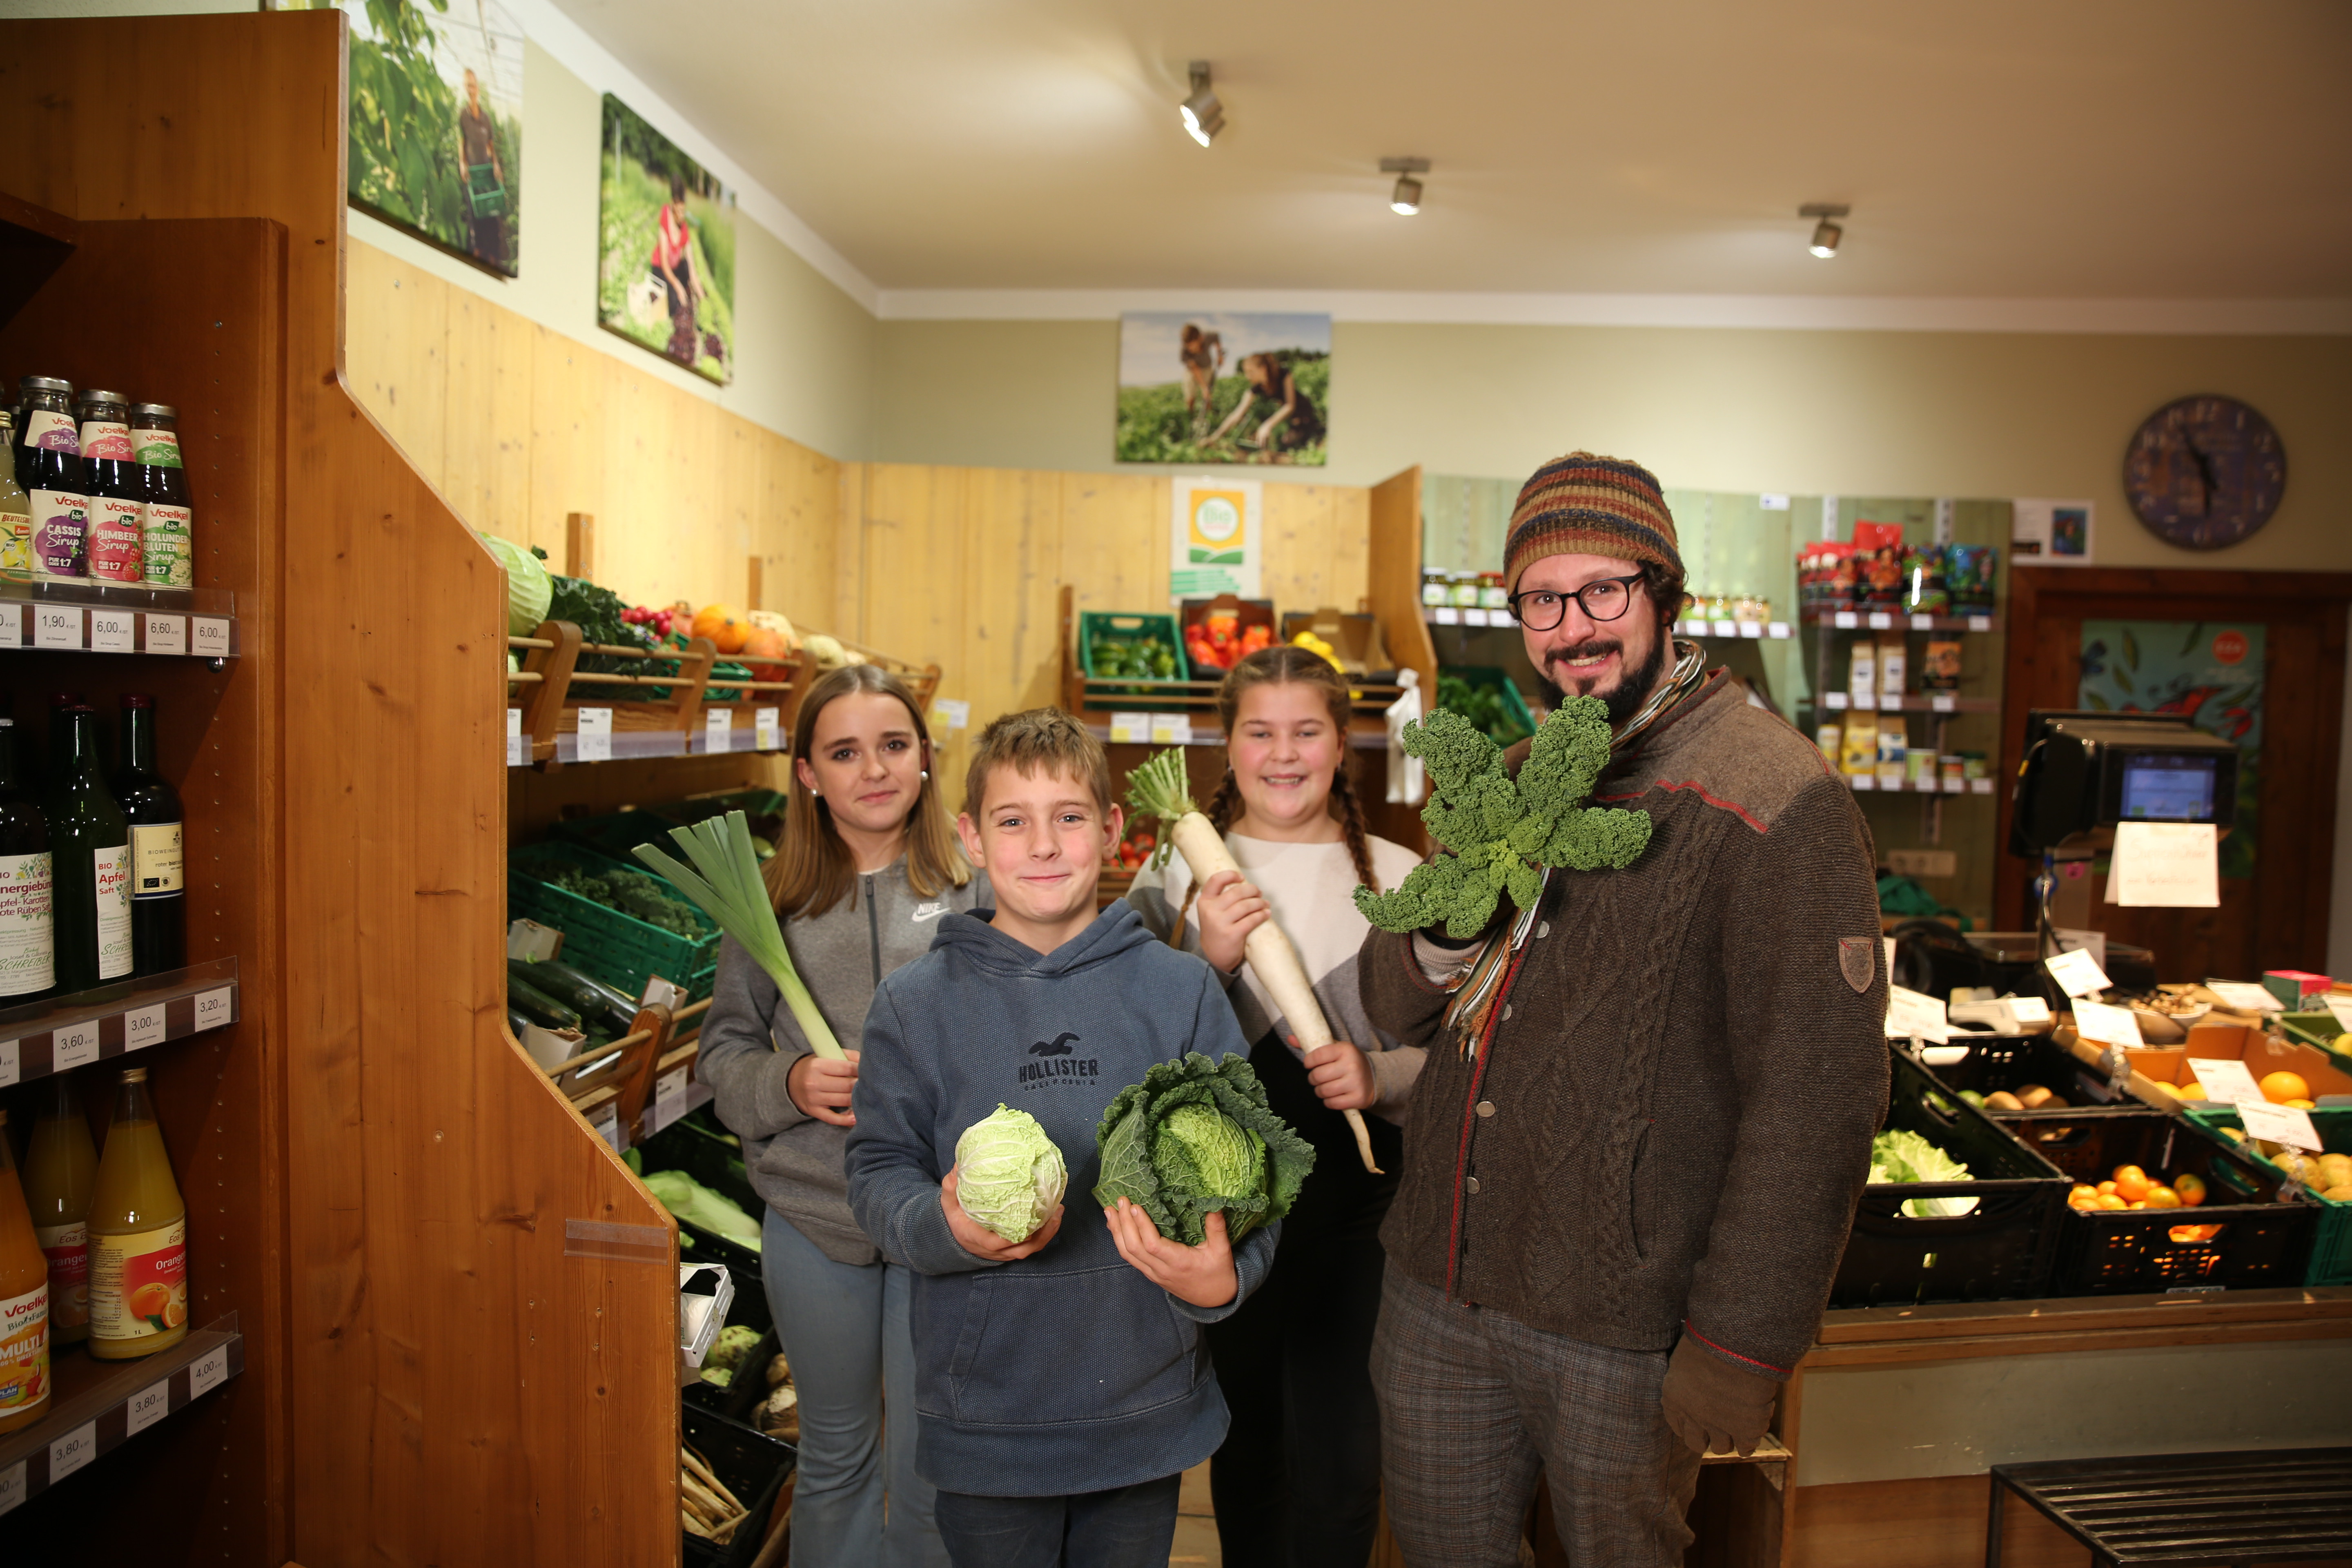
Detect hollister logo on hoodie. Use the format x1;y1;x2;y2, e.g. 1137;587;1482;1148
1020;1031;1099;1085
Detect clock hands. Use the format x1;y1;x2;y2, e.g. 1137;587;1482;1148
2178;434;2217;516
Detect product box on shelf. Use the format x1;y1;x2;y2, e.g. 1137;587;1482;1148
2263;970;2333;1011
2183;1106;2352;1287
1831;1048;2071;1309
508;841;723;1002
1991;1109;2317;1295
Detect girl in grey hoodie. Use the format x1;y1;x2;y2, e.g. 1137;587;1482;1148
699;665;988;1568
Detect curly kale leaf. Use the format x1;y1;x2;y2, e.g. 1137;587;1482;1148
1093;1053;1316;1246
1352;694;1652;935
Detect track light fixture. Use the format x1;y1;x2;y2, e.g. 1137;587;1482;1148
1800;203;1849;259
1180;62;1224;146
1383;158;1430;216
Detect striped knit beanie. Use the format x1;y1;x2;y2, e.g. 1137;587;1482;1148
1502;452;1683;593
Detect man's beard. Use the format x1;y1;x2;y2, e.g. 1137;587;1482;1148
1537;628;1670;728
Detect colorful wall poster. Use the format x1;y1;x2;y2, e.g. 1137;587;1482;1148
1118;313;1329;466
303;0;523;278
1170;478;1263;601
2013;497;2095;565
598;94;737;385
2078;620;2264;876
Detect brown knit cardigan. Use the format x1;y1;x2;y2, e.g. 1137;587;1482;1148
1360;674;1889;1377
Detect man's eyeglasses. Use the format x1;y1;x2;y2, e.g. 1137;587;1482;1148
1506;573;1645;632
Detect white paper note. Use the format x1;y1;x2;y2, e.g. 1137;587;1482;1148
705;708;733;754
2108;822;2220;908
934;698;971;731
2071;999;2143;1047
2237;1099;2322;1153
1107;712;1150;744
506;707;523;768
753;707;781;751
2007;996;2056;1027
1884;985;1951;1042
575;707;612;763
1149;714;1193;746
2046;947;2112;998
2205;980;2281;1015
2187;1057;2263;1103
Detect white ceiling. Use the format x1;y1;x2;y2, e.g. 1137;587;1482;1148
548;0;2352;302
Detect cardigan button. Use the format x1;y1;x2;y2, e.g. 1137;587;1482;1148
1466;1176;1482;1194
1476;1100;1496;1118
1537;922;1550;939
1502;1004;1513;1022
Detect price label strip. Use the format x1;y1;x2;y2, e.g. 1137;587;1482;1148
52;1021;100;1071
194;985;235;1032
190;617;232;658
145;613;186;656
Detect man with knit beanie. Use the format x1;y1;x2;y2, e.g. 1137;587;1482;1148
1358;453;1887;1566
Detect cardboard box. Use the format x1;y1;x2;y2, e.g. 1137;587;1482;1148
2265;969;2334;1009
2090;1019;2352;1111
1279;607;1395;677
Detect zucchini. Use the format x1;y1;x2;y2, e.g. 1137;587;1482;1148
515;958;639;1033
507;1006;536;1038
507;974;582;1032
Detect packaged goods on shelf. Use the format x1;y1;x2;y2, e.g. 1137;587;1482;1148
1922;637;1963;691
0;1107;52;1434
26;1074;96;1348
1877;633;1908;698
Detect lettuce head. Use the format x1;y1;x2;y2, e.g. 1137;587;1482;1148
1094;1053;1315;1246
954;1103;1068;1244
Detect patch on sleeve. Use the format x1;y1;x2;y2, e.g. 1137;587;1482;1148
1838;937;1875;994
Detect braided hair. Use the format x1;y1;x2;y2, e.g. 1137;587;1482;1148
1174;644;1378;935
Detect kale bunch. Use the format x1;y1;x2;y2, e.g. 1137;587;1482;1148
1353;695;1652;938
549;863;709;937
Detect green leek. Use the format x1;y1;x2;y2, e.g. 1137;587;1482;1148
634;811;846;1058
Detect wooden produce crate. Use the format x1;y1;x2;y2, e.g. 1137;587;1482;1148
1058;584;1408;727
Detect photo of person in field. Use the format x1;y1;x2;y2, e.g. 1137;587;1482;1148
598;93;737;385
1118;312;1330;466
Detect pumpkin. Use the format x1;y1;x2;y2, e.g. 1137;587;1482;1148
740;628;794;683
692;603;751;655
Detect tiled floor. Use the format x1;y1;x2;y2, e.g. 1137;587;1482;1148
1170;1460;1220;1565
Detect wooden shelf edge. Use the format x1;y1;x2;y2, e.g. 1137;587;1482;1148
1806;1285;2352;1366
0;1315;244;1507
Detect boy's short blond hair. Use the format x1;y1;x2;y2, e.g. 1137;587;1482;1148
964;708;1114;818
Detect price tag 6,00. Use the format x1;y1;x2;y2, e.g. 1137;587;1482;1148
126;1379;172;1436
125;1004;169;1051
189;1343;231;1398
190;617;231;657
52;1022;100;1070
34;606;81;649
145;613;185;655
90;609;136;653
193;986;234;1032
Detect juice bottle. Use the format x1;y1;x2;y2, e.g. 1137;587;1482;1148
0;1109;54;1433
26;1074;98;1345
87;1067;187;1359
19;376;87;583
78;388;145;590
0;409;32;578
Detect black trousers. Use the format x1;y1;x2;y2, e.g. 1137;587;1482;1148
1206;1031;1402;1568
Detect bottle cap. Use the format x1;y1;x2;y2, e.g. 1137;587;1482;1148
0;410;13;429
121;1067;147;1082
19;376;71;394
130;403;178;423
121;693;153;709
80;389;128;408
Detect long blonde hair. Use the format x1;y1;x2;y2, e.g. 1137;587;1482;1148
766;664;972;920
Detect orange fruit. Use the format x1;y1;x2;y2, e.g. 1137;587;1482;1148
691;604;751;655
2113;1166;2153;1202
2097;1180;2118;1195
2177;1081;2205;1100
2169;1222;2223;1243
2286;1099;2318;1111
128;1283;174;1323
739;626;794;682
2174;1173;2207;1207
2145;1185;2182;1209
2098;1194;2129;1210
2260;1071;2311;1105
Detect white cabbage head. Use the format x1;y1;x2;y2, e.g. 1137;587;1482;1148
955;1104;1068;1243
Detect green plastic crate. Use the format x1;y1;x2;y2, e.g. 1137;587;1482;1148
1078;611;1194;710
1438;665;1539;746
2278;1009;2352;1072
509;841;722;1001
2186;1105;2352;1287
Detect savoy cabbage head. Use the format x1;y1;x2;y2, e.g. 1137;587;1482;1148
1094;1053;1315;1246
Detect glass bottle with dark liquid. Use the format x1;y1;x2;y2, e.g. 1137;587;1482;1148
45;704;131;993
114;695;184;975
78;389;145;597
0;707;54;1004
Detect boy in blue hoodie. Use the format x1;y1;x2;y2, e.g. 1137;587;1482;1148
846;709;1281;1567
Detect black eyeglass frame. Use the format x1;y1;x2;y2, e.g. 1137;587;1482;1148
1506;572;1647;631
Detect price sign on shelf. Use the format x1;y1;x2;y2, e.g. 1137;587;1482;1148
145;613;185;656
2238;1098;2322;1153
1968;615;1993;633
1912;614;1936;631
1867;612;1894;630
2070;998;2143;1047
0;1039;16;1087
124;1003;168;1051
52;1021;100;1070
0;1459;24;1517
704;709;733;754
90;608;136;653
2186;1056;2263;1104
1681;619;1708;637
575;707;613;763
1824;691;1849;710
1931;694;1957;713
189;1341;231;1398
1833;611;1860;629
190;617;230;658
126;1378;172;1436
1149;714;1194;746
1768;621;1791;639
1107;712;1150;744
34;605;81;649
753;707;781;751
1432;606;1460;626
1970;777;1995;794
0;603;18;645
1462;607;1489;627
1738;621;1763;639
2045;947;2111;998
193;986;234;1032
646;1067;690;1135
506;707;523;767
591;1101;624;1153
49;1421;98;1482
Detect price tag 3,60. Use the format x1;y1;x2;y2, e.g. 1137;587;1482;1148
190;617;231;657
575;707;613;763
52;1022;100;1070
753;707;780;751
90;608;136;653
705;708;733;754
124;1004;169;1051
34;606;81;649
189;1341;231;1398
145;613;185;655
193;986;235;1032
126;1378;173;1436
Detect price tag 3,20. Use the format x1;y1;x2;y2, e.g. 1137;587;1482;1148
193;986;235;1032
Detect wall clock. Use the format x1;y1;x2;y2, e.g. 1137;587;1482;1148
2122;394;2285;550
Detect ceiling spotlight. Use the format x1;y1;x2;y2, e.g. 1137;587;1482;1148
1383;157;1430;216
1180;61;1223;146
1800;202;1850;259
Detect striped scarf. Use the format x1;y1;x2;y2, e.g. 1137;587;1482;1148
1439;640;1709;1056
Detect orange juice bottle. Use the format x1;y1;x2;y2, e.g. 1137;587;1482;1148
25;1073;98;1344
87;1067;187;1359
0;1108;53;1433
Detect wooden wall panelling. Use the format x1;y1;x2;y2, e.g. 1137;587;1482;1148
1057;471;1172;616
0;15;678;1565
531;331;610;565
0;215;287;1561
1262;481;1372;618
343;241;450;490
443;283;533;539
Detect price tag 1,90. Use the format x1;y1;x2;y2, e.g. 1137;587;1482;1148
34;605;81;649
193;986;234;1032
90;608;136;653
754;707;781;751
190;617;231;658
189;1341;231;1398
124;1003;169;1051
575;707;613;763
705;708;733;754
145;613;186;656
52;1021;100;1071
126;1378;173;1436
49;1421;99;1482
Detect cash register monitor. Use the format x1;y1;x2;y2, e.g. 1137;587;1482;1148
2118;753;2220;822
2009;709;2238;854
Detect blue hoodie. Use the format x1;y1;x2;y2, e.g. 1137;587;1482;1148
844;902;1279;1497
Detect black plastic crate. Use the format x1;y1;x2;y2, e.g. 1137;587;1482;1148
681;1404;796;1568
641;1108;763;1218
1831;1047;2072;1308
1915;1033;2140;1114
1987;1110;2319;1295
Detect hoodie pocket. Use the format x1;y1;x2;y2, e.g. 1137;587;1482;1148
941;1266;1196;1427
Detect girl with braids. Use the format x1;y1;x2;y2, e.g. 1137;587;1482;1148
1127;644;1423;1568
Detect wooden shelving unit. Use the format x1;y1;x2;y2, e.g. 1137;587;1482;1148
0;1316;244;1512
